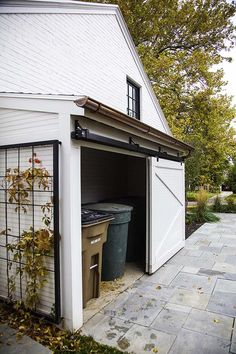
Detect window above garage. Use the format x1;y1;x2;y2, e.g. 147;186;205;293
127;78;140;120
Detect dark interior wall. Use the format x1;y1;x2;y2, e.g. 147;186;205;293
126;155;146;198
81;148;146;204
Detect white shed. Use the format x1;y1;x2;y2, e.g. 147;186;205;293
0;0;192;329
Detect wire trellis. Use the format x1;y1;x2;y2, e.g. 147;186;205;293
0;140;60;323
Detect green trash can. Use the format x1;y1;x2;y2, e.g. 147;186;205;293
103;197;146;262
85;203;133;281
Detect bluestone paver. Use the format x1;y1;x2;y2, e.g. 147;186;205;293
220;246;236;255
197;268;225;277
210;242;224;248
169;288;211;309
117;324;176;354
225;255;236;265
181;266;200;274
168;254;215;269
213;262;236;274
0;323;51;354
150;305;190;335
140;264;183;286
186;249;204;257
83;214;236;353
82;313;132;347
207;291;236;317
103;292;165;326
183;308;233;340
168;328;230;354
170;272;217;294
129;281;176;302
199;246;223;253
214;278;236;293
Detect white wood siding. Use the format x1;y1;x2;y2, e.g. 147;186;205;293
81;148;145;204
0;108;59;144
0;13;167;132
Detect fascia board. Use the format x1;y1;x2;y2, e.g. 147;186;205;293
0;0;119;14
0;93;84;115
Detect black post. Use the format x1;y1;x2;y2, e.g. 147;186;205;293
53;141;61;323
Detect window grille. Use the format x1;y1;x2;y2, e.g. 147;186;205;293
127;79;140;119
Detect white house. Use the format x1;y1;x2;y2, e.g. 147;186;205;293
0;0;192;329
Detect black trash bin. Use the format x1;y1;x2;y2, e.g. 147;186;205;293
85;203;133;280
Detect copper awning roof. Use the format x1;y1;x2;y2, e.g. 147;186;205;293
74;96;193;154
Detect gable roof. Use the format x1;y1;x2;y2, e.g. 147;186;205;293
0;0;171;135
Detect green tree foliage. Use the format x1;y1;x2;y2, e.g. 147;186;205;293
185;93;236;189
87;0;236;189
228;160;236;193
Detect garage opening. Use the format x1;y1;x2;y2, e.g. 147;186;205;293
81;146;146;321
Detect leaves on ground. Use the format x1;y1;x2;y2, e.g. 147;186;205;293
0;301;126;354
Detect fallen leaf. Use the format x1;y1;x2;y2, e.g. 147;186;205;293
16;332;23;340
152;347;158;353
18;325;26;331
213;319;220;323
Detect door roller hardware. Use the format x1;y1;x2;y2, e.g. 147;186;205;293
72;120;185;162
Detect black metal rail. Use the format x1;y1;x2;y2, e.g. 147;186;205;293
71;121;184;163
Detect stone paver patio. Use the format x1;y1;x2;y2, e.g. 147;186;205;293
82;213;236;353
0;323;51;354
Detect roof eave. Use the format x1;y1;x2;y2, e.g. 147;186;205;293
74;96;194;154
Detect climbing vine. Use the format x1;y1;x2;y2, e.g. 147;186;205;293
0;153;54;309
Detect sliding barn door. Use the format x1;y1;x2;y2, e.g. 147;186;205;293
147;157;185;274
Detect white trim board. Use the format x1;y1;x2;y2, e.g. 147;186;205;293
0;94;84;114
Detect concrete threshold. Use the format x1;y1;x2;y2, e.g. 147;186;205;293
83;262;144;324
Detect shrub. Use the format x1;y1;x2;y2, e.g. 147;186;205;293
186;209;219;224
210;194;236;213
187;191;197;201
226;196;236;212
228;162;236;194
192;189;220;223
225;194;236;202
202;212;220;222
209;186;221;194
213;195;222;212
186;212;196;224
187;190;215;202
195;189;208;221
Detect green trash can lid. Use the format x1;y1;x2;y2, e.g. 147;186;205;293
85;203;133;213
